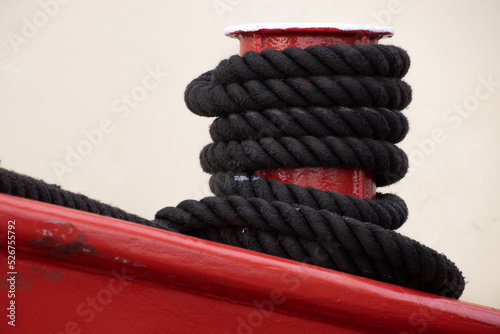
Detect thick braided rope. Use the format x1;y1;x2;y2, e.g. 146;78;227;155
0;168;149;225
186;73;412;117
209;106;409;144
209;172;408;230
156;44;465;299
212;44;411;84
200;136;408;186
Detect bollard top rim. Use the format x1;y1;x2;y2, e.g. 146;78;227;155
224;23;394;38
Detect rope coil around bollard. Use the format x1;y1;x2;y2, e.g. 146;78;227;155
0;43;465;299
154;43;465;299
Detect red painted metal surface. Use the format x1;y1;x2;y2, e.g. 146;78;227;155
254;167;377;199
225;23;393;54
225;23;393;199
1;193;500;333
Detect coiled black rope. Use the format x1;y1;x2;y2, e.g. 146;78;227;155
155;43;465;299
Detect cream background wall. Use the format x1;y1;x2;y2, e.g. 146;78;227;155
1;0;499;308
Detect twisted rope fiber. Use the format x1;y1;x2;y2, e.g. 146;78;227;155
156;43;465;299
209;106;409;143
209;172;408;230
0;168;149;225
200;136;408;186
211;44;411;84
186;72;412;117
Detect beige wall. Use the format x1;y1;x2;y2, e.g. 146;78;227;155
1;0;499;308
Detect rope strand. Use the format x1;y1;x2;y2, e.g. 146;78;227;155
0;168;149;225
186;73;412;117
212;44;410;84
209;106;409;143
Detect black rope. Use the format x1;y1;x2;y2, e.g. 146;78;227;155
0;168;149;225
208;172;408;230
186;72;412;117
200;136;408;186
157;43;465;299
209;106;409;143
211;44;411;84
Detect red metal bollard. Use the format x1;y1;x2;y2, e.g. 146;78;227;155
225;23;394;199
